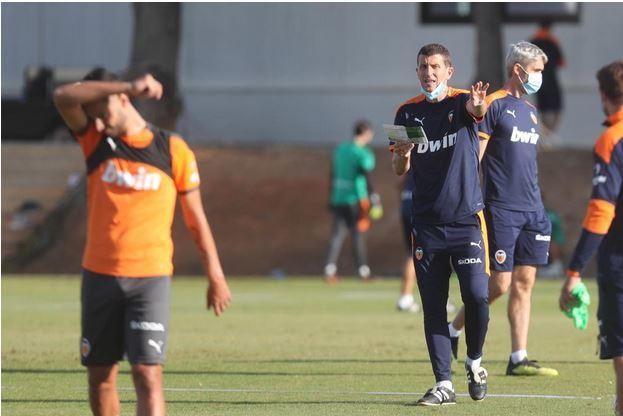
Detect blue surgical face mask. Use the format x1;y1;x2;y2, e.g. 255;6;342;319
420;81;448;101
519;65;542;95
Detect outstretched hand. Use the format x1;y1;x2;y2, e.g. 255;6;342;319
470;81;490;107
130;73;163;100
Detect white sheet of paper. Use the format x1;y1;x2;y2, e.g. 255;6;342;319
383;124;409;142
382;124;428;145
408;126;428;145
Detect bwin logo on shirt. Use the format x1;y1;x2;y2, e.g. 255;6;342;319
510;126;540;144
101;162;161;191
415;132;457;153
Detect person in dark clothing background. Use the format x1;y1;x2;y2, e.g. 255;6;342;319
531;20;566;147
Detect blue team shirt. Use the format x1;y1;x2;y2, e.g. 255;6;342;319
568;108;623;273
479;90;544;211
392;87;484;224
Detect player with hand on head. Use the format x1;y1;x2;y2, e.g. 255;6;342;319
448;42;558;377
559;60;623;416
391;43;490;406
54;67;231;416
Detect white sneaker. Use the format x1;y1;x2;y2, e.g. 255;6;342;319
358;265;371;279
397;295;420;313
324;263;337;277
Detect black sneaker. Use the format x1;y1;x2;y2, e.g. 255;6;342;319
450;334;459;360
415;386;456;406
505;357;559;376
465;364;488;401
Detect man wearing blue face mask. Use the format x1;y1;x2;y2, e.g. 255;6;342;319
449;42;558;377
390;43;490;406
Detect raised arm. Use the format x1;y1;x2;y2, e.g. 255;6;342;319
180;189;232;316
466;81;490;119
53;74;163;133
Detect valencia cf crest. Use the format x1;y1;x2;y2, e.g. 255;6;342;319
530;112;538;125
81;338;91;358
448;110;454;124
495;250;507;265
415;247;424;261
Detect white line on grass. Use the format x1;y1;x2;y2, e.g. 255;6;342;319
112;386;600;400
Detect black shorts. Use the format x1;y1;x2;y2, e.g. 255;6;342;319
80;269;171;366
597;242;623;360
331;204;360;229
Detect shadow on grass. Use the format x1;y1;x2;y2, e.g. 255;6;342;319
226;359;432;364
2;398;406;406
167;400;405;406
1;368;409;377
3;357;603;377
2;399;91;404
225;358;602;365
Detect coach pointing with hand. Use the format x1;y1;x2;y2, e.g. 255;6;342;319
390;43;490;407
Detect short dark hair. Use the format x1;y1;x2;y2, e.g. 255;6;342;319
597;60;623;105
417;43;452;67
353;119;372;136
83;67;120;82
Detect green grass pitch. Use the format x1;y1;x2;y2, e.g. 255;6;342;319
1;275;613;415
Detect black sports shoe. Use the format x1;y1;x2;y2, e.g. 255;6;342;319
450;335;459;360
505;357;558;376
415;386;456;406
465;363;488;401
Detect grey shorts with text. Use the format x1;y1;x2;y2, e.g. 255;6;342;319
80;269;170;366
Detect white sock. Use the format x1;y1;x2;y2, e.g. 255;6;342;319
398;294;414;308
466;357;482;371
511;349;528;364
324;263;337;277
448;322;462;338
435;380;453;391
358;265;371;278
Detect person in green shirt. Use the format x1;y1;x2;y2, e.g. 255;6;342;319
324;120;377;283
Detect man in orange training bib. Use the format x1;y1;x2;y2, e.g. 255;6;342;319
54;67;232;416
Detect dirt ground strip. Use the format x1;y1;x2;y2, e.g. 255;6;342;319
20;146;594;277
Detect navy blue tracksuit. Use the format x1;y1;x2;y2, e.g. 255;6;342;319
392;88;490;382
